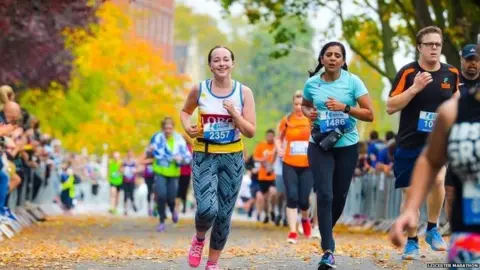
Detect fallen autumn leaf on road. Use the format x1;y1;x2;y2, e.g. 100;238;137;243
0;215;447;269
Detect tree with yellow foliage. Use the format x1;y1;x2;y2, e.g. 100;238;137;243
21;2;188;154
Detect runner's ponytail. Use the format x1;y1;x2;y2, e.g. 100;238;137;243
308;63;323;77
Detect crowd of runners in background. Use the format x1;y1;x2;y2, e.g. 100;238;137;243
3;25;477;270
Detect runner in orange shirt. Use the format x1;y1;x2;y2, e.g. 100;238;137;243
254;130;277;224
276;90;314;243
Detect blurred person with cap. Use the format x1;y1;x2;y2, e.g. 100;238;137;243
459;44;479;96
443;44;480;223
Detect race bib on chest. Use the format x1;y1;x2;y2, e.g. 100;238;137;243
417;111;437;132
319;111;349;133
201;114;236;144
462;180;480;225
124;167;134;179
289;141;308;155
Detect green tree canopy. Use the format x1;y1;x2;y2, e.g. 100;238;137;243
218;0;480;83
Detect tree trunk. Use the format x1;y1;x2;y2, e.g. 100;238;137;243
377;0;397;83
430;0;461;68
413;0;434;28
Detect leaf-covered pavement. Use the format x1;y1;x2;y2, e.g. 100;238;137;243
0;215;447;269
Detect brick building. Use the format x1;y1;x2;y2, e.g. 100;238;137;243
125;0;175;61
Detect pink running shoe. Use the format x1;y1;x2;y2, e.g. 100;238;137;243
188;235;205;267
205;261;219;270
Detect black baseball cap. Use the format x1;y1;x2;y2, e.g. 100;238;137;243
462;44;478;58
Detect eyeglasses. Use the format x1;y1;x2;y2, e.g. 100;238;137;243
421;42;442;48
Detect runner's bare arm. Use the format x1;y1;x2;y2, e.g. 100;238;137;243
274;118;286;154
232;86;256;138
403;99;457;212
452;90;460;99
348;94;374;122
180;84;200;135
386;86;418;114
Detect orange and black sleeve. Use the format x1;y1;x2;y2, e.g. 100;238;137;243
389;67;416;97
448;67;460;94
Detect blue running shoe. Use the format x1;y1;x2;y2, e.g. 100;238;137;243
318;251;336;269
402;239;419;260
425;227;447;251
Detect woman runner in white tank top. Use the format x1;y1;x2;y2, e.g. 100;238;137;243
180;46;256;270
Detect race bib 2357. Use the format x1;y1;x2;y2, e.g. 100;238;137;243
201;114;236;144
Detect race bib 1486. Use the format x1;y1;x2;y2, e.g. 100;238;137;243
417;111;437;133
201;114;236;144
319;111;349;133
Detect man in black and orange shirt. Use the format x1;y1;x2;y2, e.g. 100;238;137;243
387;26;459;260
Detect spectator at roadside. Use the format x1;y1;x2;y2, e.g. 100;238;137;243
59;162;75;213
385;130;395;142
375;139;396;175
367;130;385;168
0;85;71;220
355;142;372;177
0;99;22;218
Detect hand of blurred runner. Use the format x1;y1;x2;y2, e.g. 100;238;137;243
390;209;419;247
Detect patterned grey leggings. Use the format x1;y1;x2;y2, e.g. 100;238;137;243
192;151;244;250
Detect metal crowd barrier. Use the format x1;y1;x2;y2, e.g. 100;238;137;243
340;172;448;235
1;169;61;241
